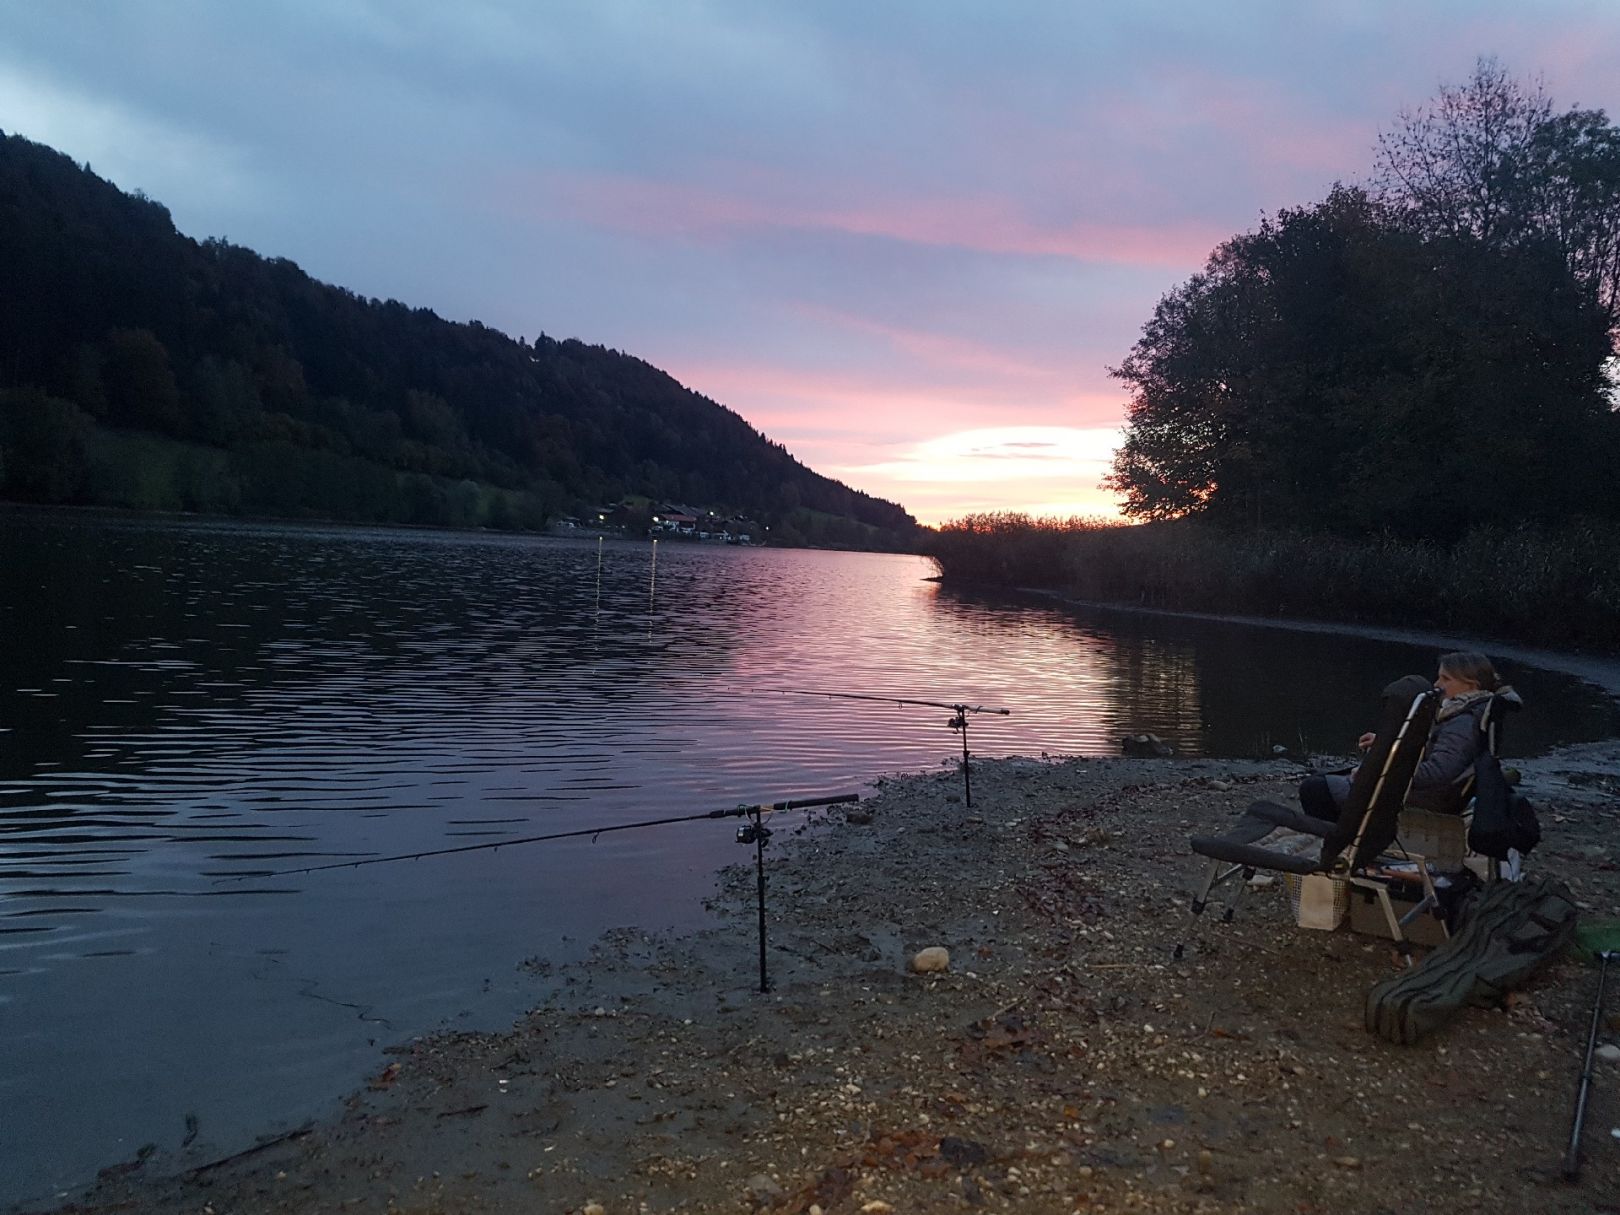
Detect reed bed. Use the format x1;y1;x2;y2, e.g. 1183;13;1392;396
927;513;1620;651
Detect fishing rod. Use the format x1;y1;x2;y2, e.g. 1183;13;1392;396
769;688;1010;808
222;793;858;880
220;791;858;993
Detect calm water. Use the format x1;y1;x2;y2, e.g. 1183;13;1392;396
2;510;1617;1204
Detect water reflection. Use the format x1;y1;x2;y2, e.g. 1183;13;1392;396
1;510;1617;1203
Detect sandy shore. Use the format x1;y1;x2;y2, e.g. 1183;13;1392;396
37;747;1620;1215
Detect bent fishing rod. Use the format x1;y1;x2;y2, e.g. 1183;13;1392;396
768;688;1011;808
220;791;857;993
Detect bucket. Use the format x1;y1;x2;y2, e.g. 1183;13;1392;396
1284;873;1348;930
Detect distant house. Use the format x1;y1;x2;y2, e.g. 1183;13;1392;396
728;517;760;544
652;503;700;535
646;503;764;542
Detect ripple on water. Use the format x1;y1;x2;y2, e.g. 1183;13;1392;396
1;516;1618;1207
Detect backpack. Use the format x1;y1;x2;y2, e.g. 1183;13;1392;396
1467;750;1540;860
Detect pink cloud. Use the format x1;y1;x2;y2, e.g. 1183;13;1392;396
537;171;1228;268
786;303;1068;382
664;357;1125;433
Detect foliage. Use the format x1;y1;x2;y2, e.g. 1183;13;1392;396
933;63;1620;651
1374;57;1620;325
927;515;1620;651
1105;185;1618;536
0;387;93;501
0;131;918;549
927;512;1122;583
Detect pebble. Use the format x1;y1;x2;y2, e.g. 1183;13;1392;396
861;1203;893;1214
582;1205;605;1215
745;1174;786;1206
911;946;950;973
1596;1044;1620;1063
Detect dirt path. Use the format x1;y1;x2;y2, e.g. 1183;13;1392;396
42;749;1620;1215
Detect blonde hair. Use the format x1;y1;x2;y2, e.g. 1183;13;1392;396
1438;651;1501;692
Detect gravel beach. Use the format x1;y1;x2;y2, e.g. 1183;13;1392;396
40;746;1620;1215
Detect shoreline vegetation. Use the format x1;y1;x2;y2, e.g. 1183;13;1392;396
47;749;1620;1214
925;513;1620;652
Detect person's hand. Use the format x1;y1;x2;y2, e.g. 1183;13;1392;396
1357;731;1376;751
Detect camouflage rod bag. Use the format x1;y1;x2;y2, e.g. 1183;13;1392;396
1366;876;1577;1045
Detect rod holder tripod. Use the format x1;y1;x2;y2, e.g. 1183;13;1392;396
735;808;773;992
946;706;974;807
768;689;1009;810
1564;948;1615;1181
227;790;859;993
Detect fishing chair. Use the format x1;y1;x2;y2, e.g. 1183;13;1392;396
1397;690;1523;883
1180;676;1444;958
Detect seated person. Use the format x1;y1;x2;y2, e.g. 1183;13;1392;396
1300;651;1519;820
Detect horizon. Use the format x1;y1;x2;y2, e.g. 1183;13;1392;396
4;3;1618;526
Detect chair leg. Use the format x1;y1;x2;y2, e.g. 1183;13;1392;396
1223;867;1255;922
1189;860;1221;917
1372;886;1417;966
1177;860;1230;960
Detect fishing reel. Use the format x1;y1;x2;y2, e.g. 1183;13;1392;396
946;707;968;732
736;822;772;846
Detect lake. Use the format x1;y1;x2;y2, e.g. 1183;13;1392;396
2;509;1616;1205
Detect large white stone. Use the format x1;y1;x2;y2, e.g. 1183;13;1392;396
911;946;950;973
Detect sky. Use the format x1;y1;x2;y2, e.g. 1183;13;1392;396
3;3;1619;525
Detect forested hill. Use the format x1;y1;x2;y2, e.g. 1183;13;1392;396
0;132;918;549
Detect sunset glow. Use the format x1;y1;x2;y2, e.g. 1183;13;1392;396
4;4;1617;526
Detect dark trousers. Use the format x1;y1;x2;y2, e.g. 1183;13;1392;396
1299;773;1338;823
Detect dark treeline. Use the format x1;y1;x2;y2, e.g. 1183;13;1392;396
0;131;918;549
932;62;1620;650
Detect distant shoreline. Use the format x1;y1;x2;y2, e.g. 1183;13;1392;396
0;501;907;555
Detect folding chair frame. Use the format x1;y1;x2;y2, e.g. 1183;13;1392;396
1182;684;1443;961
